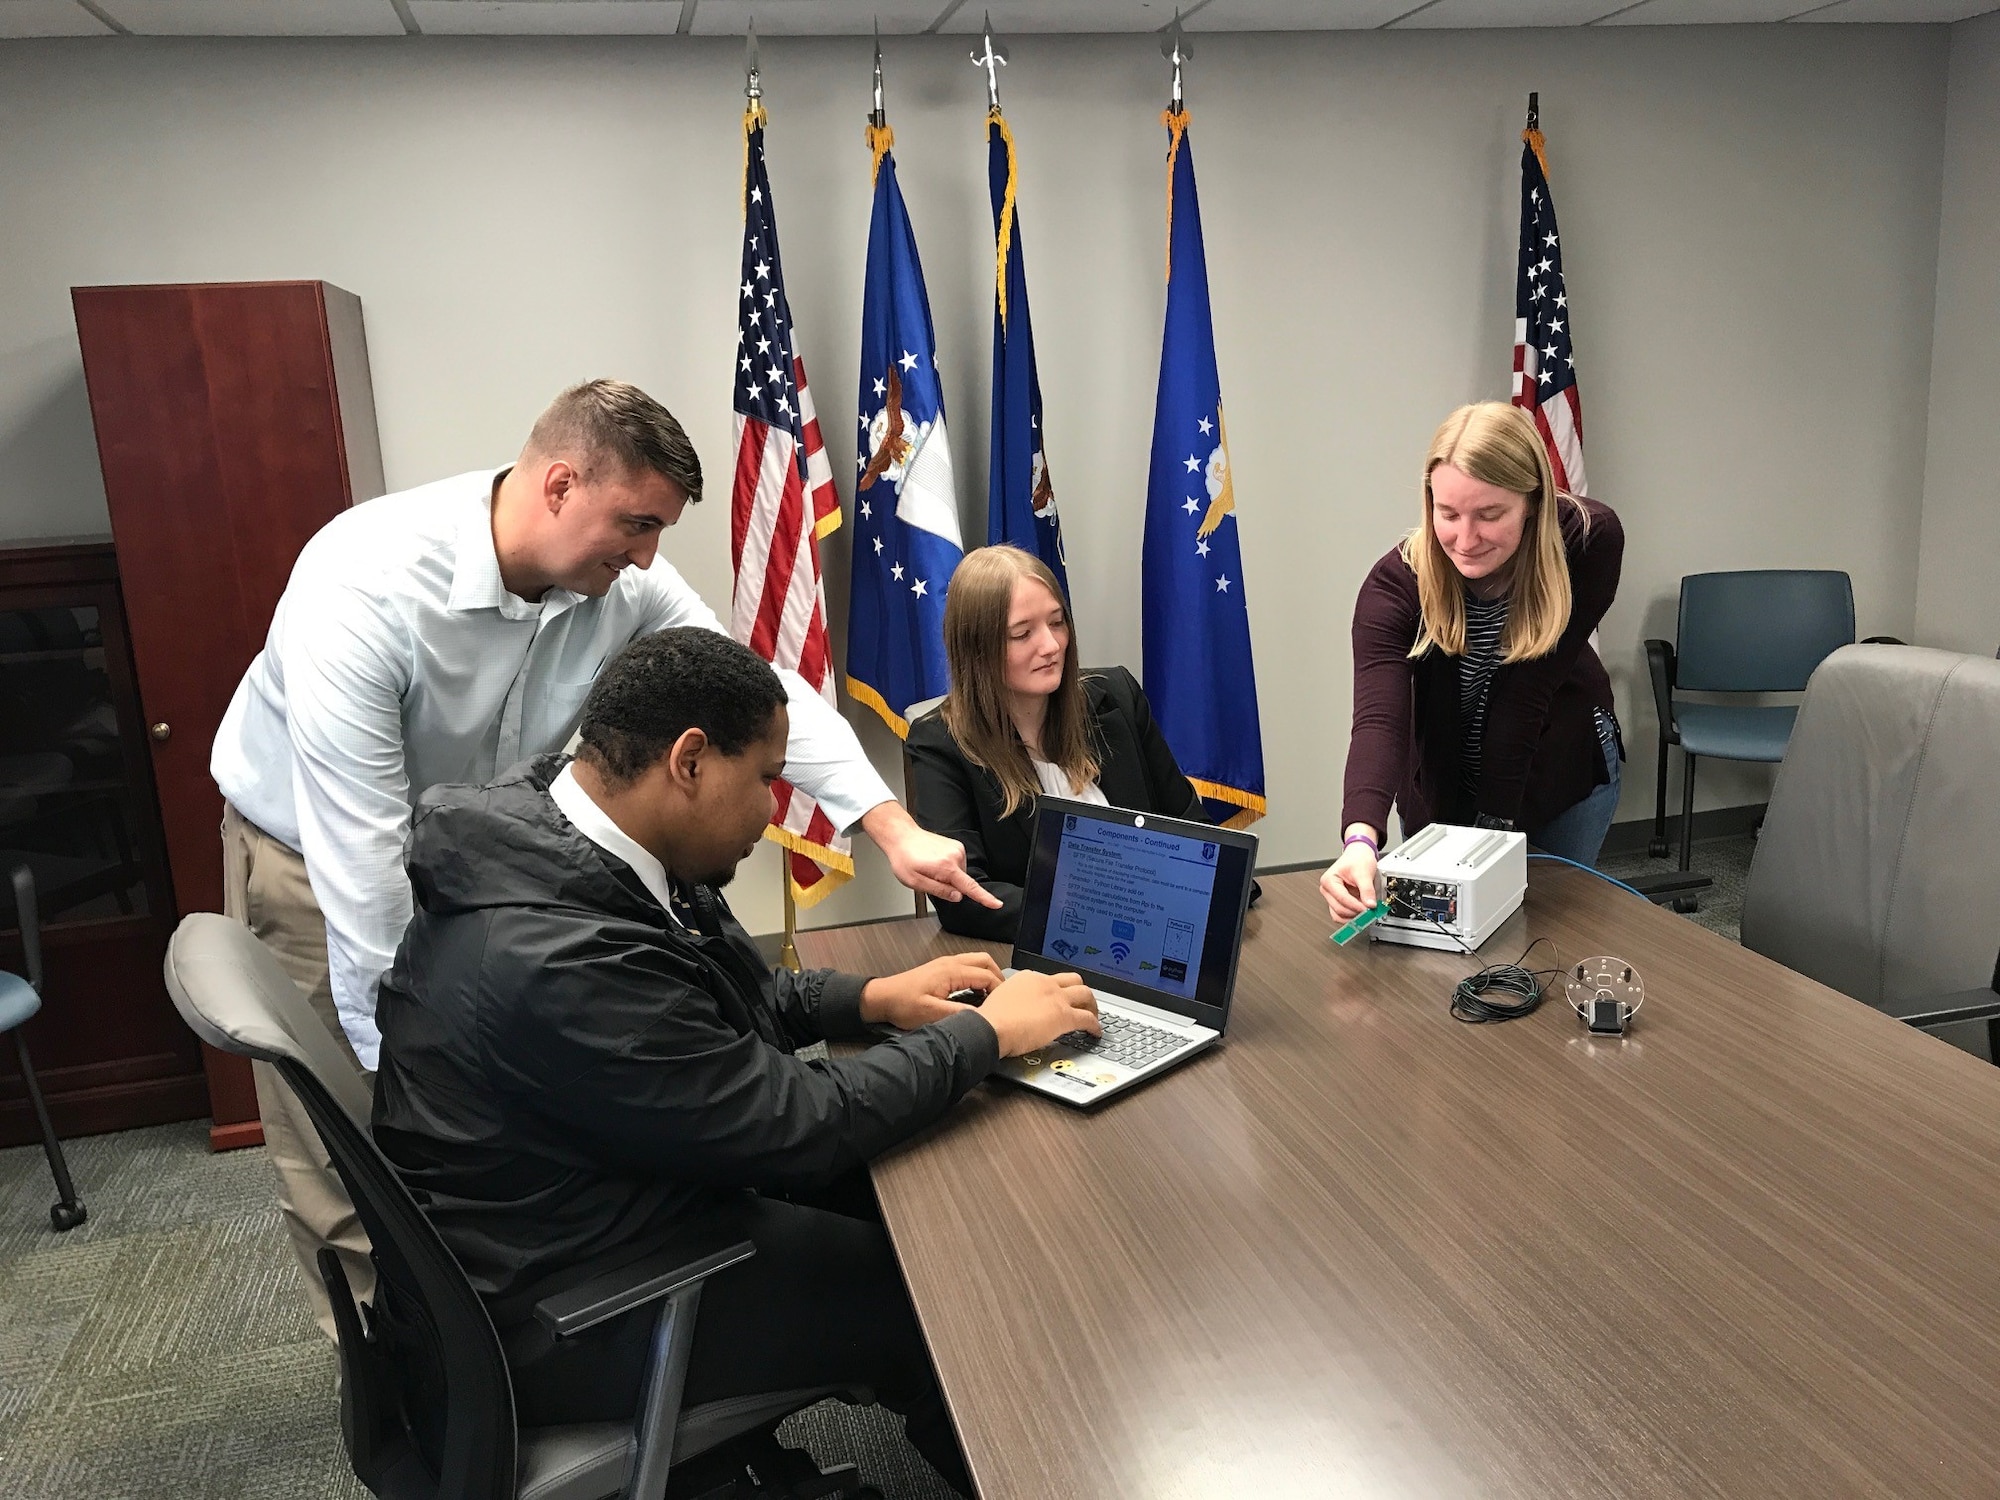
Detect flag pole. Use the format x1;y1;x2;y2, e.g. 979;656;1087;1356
1526;90;1538;132
747;23;802;968
871;20;886;130
971;11;1008;110
780;870;802;972
1160;8;1191;111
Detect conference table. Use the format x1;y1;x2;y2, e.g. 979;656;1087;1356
797;866;2000;1498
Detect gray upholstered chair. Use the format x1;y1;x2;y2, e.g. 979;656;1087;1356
163;913;869;1500
1741;645;2000;1060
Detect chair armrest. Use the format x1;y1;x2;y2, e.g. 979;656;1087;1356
1859;636;1906;646
533;1234;756;1339
1880;988;2000;1031
1644;639;1678;746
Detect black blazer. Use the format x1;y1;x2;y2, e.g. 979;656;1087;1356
905;667;1204;943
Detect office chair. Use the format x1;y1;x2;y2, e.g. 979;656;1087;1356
1876;953;2000;1062
1641;570;1854;910
1741;645;2000;1062
2;865;88;1232
162;913;873;1500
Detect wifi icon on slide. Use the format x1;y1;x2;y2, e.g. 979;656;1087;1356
1108;940;1131;965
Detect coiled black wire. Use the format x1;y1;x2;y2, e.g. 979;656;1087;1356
1386;896;1563;1023
1449;935;1563;1023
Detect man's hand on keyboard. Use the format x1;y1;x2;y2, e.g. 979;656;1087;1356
981;971;1101;1057
861;952;1007;1031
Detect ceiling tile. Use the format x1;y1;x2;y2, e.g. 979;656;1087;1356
691;0;947;34
937;0;1184;33
407;0;684;33
1388;0;1630;24
0;1;114;35
95;0;407;34
1793;0;1999;19
1189;0;1413;26
1595;0;1817;20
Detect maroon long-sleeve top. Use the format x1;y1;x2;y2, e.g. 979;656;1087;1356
1340;496;1624;839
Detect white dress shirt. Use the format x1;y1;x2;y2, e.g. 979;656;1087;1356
211;468;892;1068
547;763;682;926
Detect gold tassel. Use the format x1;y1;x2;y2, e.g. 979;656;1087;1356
990;107;1019;328
1162;105;1190;283
1522;125;1552;181
866;120;895;183
741;101;769;218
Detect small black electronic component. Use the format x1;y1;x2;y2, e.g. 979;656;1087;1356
1566;957;1645;1036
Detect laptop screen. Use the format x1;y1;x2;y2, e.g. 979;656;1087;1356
1013;798;1257;1031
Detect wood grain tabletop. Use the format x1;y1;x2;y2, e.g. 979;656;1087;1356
797;866;2000;1499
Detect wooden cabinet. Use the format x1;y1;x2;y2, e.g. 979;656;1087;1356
72;281;383;1149
0;540;204;1147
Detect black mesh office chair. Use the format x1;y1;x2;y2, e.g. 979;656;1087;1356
163;912;872;1500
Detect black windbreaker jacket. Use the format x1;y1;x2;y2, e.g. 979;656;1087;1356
371;754;999;1314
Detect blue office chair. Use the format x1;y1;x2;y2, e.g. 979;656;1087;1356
3;865;88;1232
1643;571;1854;908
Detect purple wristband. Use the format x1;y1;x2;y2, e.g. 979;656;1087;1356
1343;832;1378;855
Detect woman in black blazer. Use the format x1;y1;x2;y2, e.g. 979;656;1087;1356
906;545;1203;942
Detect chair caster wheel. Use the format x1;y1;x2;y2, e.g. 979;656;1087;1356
1671;896;1700;914
1647;839;1669;859
50;1202;88;1232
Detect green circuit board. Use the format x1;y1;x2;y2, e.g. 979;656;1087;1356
1330;902;1390;947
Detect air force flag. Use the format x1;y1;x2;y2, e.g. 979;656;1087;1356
1141;106;1266;828
845;133;964;738
986;108;1068;591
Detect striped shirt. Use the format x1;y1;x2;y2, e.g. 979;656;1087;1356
1459;590;1510;799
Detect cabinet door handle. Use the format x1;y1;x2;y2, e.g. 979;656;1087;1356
150;723;172;742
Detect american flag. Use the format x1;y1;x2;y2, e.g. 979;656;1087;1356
1512;117;1588;497
730;105;852;908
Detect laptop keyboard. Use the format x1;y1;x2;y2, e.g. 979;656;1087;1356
1057;1010;1189;1070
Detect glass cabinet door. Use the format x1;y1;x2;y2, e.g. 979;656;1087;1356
0;597;162;933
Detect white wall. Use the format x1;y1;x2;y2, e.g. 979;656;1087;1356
0;27;1949;935
1917;9;2000;658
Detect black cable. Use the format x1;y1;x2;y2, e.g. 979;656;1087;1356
1448;935;1563;1024
1385;893;1562;1024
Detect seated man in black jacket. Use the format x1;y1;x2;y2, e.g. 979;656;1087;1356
372;627;1098;1494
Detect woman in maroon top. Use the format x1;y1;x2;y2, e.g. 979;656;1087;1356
1321;402;1624;923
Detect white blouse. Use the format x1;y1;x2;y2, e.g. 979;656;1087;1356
1031;756;1110;807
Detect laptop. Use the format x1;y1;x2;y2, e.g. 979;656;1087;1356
995;796;1259;1109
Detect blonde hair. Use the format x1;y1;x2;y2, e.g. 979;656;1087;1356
1403;402;1586;662
940;546;1099;819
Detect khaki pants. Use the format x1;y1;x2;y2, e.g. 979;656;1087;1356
221;802;376;1343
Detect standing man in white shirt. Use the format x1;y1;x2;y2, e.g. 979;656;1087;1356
211;378;996;1338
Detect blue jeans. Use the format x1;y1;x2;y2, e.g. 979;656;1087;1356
1526;712;1622;867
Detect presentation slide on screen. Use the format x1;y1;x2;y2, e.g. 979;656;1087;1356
1037;816;1221;1000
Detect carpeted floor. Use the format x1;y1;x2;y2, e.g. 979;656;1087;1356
0;1123;956;1500
0;838;1756;1499
1600;830;1755;943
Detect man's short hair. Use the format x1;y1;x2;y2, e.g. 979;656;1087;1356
526;379;703;504
577;628;786;785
